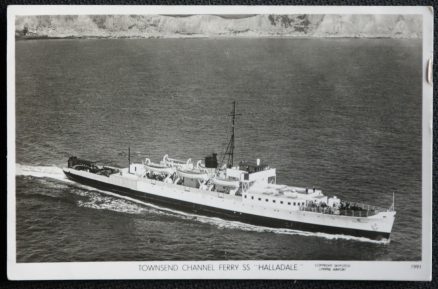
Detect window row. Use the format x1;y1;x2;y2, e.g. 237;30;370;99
244;195;305;206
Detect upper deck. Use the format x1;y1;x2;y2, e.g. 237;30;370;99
71;153;392;219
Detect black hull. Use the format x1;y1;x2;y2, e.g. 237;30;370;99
64;171;390;241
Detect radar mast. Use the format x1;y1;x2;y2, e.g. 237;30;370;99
221;101;240;168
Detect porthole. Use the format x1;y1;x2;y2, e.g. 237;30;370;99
293;202;296;206
265;199;269;202
273;200;276;203
258;198;261;201
251;196;254;200
280;201;283;204
288;202;291;205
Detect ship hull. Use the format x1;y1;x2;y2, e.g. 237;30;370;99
64;170;391;241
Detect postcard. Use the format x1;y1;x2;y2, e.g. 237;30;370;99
7;5;433;280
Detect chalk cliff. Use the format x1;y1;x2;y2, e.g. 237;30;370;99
15;14;422;39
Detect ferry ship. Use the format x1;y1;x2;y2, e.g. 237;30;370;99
63;102;396;241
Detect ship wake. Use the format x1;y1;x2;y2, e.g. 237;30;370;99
15;164;390;245
16;164;73;183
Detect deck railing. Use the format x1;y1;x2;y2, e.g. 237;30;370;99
299;202;389;217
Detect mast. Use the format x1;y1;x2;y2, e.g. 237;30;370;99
128;146;131;173
221;101;240;168
392;192;395;211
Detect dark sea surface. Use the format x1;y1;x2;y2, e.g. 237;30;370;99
15;38;422;262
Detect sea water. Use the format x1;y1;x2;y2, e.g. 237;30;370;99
15;38;422;262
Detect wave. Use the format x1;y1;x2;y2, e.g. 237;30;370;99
78;194;149;215
16;164;73;183
15;164;389;244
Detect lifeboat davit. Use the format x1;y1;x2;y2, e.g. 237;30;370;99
176;168;209;180
212;177;239;188
144;158;174;175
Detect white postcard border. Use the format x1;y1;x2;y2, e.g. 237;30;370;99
7;5;433;281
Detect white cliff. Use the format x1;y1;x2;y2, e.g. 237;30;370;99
15;14;422;39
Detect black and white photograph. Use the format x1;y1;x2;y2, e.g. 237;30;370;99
7;5;432;280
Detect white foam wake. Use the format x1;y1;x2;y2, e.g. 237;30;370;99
16;164;389;244
15;164;73;183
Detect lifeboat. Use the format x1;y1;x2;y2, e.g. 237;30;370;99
163;155;193;169
212;177;239;188
144;158;174;175
176;168;209;180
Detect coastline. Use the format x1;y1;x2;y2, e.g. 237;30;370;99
15;34;421;41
